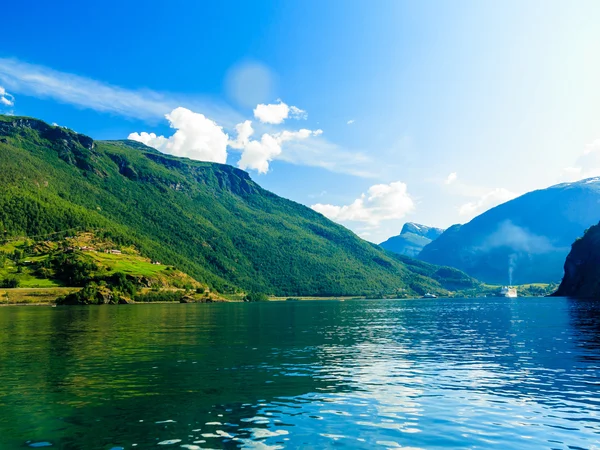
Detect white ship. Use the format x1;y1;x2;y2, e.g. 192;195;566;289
500;286;517;298
423;293;437;298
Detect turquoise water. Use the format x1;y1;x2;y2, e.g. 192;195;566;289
0;298;599;449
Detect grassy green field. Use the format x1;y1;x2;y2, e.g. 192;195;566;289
0;287;80;304
0;240;63;288
0;232;208;300
86;251;167;277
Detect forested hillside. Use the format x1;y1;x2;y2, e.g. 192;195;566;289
0;115;478;296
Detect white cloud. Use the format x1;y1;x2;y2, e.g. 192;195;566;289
274;136;375;178
0;58;243;125
235;125;323;174
458;188;517;217
347;119;355;125
289;105;308;120
277;128;322;142
128;107;229;163
311;181;415;226
0;58;379;178
253;100;306;124
0;58;171;120
237;134;281;174
445;172;458;185
0;57;386;178
560;139;600;182
228;120;253;150
0;86;14;106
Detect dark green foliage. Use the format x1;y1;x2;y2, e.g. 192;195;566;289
1;277;20;288
12;249;23;261
56;282;122;305
109;271;137;297
244;292;268;302
0;115;475;296
52;254;99;286
134;290;185;303
519;283;558;297
389;253;479;292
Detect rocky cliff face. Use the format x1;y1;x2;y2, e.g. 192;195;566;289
0;117;94;150
554;222;600;298
401;222;444;240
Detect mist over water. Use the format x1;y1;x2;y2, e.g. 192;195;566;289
0;299;599;449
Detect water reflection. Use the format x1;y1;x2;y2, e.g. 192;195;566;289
0;298;599;449
568;297;600;360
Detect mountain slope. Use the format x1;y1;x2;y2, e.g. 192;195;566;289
0;115;478;296
554;222;600;298
418;179;600;284
380;222;444;257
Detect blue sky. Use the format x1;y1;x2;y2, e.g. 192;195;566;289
1;1;600;242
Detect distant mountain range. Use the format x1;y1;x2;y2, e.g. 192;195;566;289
418;178;600;284
0;115;478;297
380;222;444;257
554;221;600;298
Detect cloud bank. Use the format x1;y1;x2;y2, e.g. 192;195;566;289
0;58;175;120
311;181;414;225
0;57;378;178
0;57;245;126
129;107;323;173
253;100;307;124
482;220;556;254
232;123;323;173
128;107;229;163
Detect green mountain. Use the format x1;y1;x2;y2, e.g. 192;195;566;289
554;222;600;298
0;115;478;297
418;179;600;284
380;222;444;257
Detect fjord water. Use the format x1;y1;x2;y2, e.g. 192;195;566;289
0;299;599;449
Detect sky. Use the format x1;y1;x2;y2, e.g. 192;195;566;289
1;0;600;243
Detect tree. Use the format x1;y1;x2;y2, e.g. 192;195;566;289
1;277;20;288
244;292;268;302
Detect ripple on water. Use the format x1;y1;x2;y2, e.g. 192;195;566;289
2;298;600;449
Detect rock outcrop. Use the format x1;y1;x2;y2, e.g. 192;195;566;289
380;222;444;257
554;222;600;298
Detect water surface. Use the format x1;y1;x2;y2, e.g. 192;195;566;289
0;298;599;449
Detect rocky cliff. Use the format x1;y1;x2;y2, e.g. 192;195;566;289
554;222;600;298
379;222;444;257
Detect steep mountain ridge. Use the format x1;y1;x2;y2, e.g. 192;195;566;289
419;179;600;284
0;115;478;296
380;222;444;257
